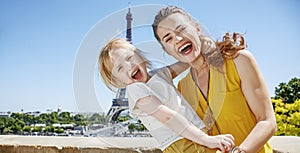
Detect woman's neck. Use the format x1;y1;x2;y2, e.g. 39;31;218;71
190;54;210;100
190;54;209;73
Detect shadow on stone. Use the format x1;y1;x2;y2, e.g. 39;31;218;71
0;145;162;153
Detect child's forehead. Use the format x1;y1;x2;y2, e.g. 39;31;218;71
109;48;134;61
110;47;133;56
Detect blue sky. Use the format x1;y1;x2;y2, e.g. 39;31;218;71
1;0;299;113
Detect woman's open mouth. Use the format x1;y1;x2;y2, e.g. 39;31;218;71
178;42;192;55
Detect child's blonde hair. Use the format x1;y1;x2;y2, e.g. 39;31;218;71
98;38;149;91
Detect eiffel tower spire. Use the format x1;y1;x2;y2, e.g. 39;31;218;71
126;3;133;43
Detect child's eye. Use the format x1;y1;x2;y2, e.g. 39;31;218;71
127;55;133;60
117;66;123;72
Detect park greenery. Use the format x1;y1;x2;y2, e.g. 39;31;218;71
0;112;106;135
272;77;300;136
0;77;299;136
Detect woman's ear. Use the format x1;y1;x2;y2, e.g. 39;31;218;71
195;23;201;34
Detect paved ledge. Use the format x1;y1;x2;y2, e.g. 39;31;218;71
0;135;299;153
0;135;161;153
269;136;300;153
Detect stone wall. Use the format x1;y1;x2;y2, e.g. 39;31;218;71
0;135;299;153
0;136;162;153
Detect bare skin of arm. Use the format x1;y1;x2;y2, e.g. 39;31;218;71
233;50;277;152
135;95;234;152
167;62;190;79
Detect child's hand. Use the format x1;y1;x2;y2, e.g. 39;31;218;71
205;134;235;153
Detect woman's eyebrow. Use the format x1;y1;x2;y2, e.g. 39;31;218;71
175;25;181;30
162;25;182;41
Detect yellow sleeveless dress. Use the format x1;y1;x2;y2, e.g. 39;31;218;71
174;59;273;153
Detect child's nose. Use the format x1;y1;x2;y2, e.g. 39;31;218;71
124;61;134;69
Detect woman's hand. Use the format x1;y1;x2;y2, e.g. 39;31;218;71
204;134;235;153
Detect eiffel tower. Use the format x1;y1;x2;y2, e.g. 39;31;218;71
106;6;132;124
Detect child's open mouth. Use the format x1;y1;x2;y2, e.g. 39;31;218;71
131;68;142;80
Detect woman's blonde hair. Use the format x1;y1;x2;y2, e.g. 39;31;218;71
152;6;246;68
98;38;149;91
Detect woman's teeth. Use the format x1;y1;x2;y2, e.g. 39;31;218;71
179;43;192;53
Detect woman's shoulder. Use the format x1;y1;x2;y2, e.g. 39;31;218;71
233;49;256;63
232;49;259;78
232;49;258;70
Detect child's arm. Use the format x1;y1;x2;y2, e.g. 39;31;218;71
135;95;234;152
166;62;189;79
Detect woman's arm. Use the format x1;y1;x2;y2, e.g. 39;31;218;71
135;95;234;152
167;62;190;79
234;50;277;152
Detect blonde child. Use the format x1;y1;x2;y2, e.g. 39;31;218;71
98;38;234;152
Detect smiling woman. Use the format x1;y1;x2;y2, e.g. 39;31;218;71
152;5;277;153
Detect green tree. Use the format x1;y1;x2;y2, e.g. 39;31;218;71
32;126;43;133
3;127;12;134
73;114;87;126
23;126;31;133
274;77;300;103
2;118;25;134
3;117;15;134
128;123;135;133
13;119;25;134
50;112;59;124
59;112;71;124
88;113;106;124
33;116;39;125
0;111;92;135
137;124;146;132
10;113;23;120
272;77;300;136
273;99;300;136
44;126;55;133
23;114;34;125
117;115;131;122
0;117;7;134
39;113;50;125
55;127;64;133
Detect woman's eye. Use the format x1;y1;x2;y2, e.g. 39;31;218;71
128;55;133;60
165;37;171;43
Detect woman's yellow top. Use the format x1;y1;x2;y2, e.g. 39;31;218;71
178;59;273;153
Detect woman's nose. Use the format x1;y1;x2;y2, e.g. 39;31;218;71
175;35;183;42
